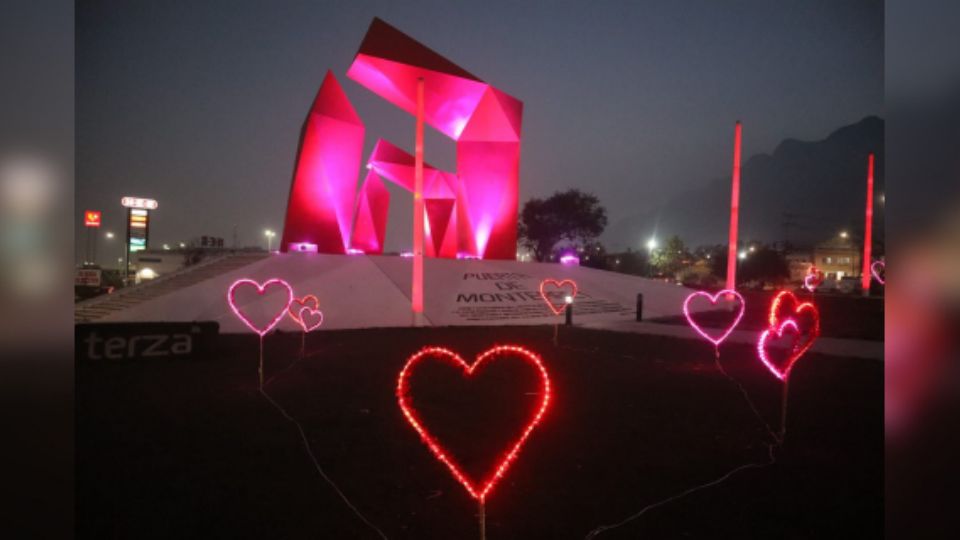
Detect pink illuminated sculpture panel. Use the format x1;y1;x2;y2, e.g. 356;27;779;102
280;18;522;259
280;71;364;254
347;18;522;259
360;139;458;257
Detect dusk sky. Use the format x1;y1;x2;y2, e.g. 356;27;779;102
76;0;883;261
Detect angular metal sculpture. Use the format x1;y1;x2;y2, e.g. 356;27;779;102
280;71;364;253
350;170;390;254
348;17;523;259
363;139;458;258
281;18;522;259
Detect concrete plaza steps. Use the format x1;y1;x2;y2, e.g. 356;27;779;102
74;252;269;323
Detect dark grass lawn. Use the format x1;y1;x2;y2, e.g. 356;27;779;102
77;326;882;539
652;289;884;341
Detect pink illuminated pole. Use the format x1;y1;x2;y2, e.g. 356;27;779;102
861;153;875;296
412;77;425;323
726;121;742;292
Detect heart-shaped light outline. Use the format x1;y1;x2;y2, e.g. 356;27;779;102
756;318;803;380
288;294;320;325
227;278;294;336
803;267;823;292
871;260;885;285
539;279;578;315
682;289;745;346
297;306;324;332
763;290;821;380
396;345;551;503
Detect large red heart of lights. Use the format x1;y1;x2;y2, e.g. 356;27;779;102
683;289;745;346
227;278;294;336
539;279;577;315
287;294;319;326
396;345;551;502
760;291;821;380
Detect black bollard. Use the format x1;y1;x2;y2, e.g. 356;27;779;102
636;293;644;321
565;304;573;326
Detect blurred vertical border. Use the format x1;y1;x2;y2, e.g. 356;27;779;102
886;0;960;537
0;0;74;536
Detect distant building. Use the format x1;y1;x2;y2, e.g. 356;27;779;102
132;250;188;282
785;251;813;282
813;236;860;280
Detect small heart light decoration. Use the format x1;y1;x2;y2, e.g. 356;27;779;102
682;289;745;346
871;260;885;285
757;291;821;381
227;278;294;336
539;279;578;315
297;307;324;332
803;266;823;292
288;294;319;325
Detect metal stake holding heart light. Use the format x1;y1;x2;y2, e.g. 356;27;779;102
227;278;295;388
760;290;821;439
397;345;552;539
287;294;325;359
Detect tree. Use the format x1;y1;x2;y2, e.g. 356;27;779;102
739;246;789;285
519;189;608;261
651;235;691;277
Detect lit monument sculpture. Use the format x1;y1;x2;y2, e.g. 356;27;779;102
281;17;523;260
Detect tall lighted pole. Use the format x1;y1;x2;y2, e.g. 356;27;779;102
860;153;875;295
412;77;425;323
726;121;743;292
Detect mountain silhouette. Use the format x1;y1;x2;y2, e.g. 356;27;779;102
607;116;884;249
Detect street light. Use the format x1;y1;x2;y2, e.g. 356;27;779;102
264;229;276;251
646;237;657;252
738;250;747;260
839;231;849;239
103;231;122;270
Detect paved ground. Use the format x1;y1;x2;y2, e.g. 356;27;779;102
77;326;882;539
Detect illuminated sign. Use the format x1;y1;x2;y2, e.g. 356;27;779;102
84;210;102;228
127;208;150;252
121;196;159;210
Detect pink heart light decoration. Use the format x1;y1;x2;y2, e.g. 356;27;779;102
682;289;746;346
227;278;294;336
871;260;885;285
298;307;324;332
756;319;804;381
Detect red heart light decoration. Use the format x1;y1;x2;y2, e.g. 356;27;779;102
871;260;885;285
227;278;294;336
769;291;820;348
539;279;578;315
762;291;821;380
682;289;745;346
288;294;320;325
396;345;551;502
297;307;324;332
756;319;803;380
